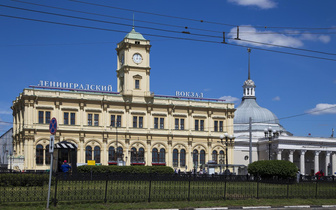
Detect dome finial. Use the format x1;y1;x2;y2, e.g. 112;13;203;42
247;48;251;80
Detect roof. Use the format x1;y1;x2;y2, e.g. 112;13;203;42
234;98;283;132
124;27;146;40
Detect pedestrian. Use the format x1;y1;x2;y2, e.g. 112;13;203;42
60;160;71;179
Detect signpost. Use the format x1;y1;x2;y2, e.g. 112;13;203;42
47;117;57;209
88;160;95;180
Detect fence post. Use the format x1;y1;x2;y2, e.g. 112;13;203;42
223;175;227;200
53;173;58;207
315;176;318;199
188;173;191;201
148;176;152;203
286;178;289;199
104;174;108;203
256;176;259;199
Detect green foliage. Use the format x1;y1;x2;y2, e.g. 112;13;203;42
248;160;298;178
0;173;54;187
77;165;174;174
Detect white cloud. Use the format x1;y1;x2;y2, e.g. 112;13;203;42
203;88;211;92
228;0;277;9
300;33;331;44
307;103;336;115
272;96;280;101
0;110;12;115
219;96;240;103
228;26;304;48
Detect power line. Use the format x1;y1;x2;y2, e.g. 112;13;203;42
0;4;221;39
11;0;223;34
67;0;336;31
237;39;336;56
2;4;336;58
1;13;336;62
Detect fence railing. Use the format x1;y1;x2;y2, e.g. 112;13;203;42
0;172;335;206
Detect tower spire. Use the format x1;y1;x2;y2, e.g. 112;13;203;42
248;48;251;80
132;13;135;29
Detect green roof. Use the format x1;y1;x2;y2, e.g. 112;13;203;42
124;27;146;41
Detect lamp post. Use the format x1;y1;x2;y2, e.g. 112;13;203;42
264;127;278;160
219;133;234;175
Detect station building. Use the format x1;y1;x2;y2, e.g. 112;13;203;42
11;28;235;172
233;55;336;176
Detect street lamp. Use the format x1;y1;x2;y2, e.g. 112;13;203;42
264;127;278;160
219;133;234;175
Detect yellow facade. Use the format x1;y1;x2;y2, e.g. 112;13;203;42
11;28;235;172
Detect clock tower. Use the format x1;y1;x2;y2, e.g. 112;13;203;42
116;27;152;97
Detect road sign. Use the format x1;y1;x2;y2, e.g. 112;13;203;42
49;135;55;153
87;160;96;166
49;117;57;135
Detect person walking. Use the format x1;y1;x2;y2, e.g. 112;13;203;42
60;160;71;179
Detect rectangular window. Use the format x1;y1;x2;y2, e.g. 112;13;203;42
200;120;204;131
94;114;99;126
117;115;121;127
160;118;164;129
133;116;138;128
111;115;115;127
195;120;199;131
135;79;140;89
88;114;93;126
154;117;158;129
38;111;44;124
175;118;179;130
180;119;184;130
70;113;75;125
214;121;218;132
45;111;51;124
139;116;143;128
219;121;223;132
64;112;69;125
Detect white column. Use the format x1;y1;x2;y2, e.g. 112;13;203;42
325;151;331;176
289;150;294;162
300;150;306;175
314;151;321;174
332;153;336;175
277;149;283;160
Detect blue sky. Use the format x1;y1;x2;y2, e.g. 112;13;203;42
0;0;335;137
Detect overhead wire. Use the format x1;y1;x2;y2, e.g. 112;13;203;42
67;0;336;31
1;4;336;59
1;12;336;62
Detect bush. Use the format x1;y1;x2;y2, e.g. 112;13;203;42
77;165;174;174
248;160;298;179
0;173;53;187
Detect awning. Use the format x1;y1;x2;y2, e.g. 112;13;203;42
54;141;78;150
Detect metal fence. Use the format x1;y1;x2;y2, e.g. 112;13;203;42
0;172;335;206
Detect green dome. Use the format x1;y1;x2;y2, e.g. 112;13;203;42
124;27;146;40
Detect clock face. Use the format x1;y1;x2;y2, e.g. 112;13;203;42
132;53;142;64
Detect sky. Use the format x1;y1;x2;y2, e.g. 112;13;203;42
0;0;335;138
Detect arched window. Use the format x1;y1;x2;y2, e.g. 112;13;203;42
36;144;43;165
45;145;51;165
159;148;165;163
180;149;186;167
173;149;178;167
116;147;123;160
193;149;198;168
94;146;100;163
152;148;158;163
200;150;206;165
212;150;218;163
131;147;137;163
108;146;115;161
219;150;225;165
138;147;144;163
85;146;92;162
